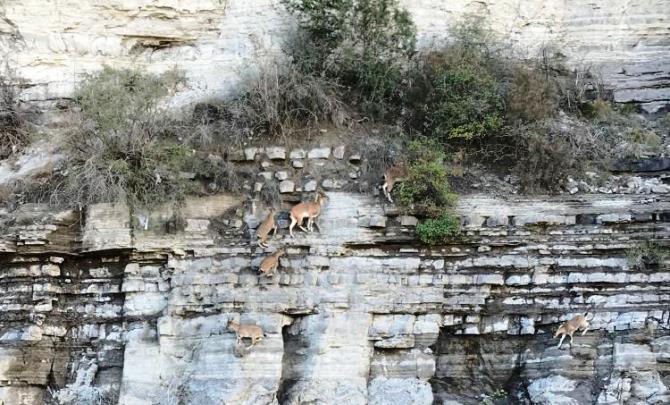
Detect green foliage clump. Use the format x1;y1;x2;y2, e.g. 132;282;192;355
415;213;461;245
480;388;508;405
391;139;460;245
421;57;504;140
283;0;416;113
579;98;614;122
396;139;457;218
406;17;504;141
626;240;668;270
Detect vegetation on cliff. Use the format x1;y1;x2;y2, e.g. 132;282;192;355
0;74;29;160
3;0;667;245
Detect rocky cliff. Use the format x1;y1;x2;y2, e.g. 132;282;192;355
1;0;669;114
0;142;669;404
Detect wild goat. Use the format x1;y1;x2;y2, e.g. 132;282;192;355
289;191;327;237
228;319;265;348
555;313;590;349
381;163;408;203
259;249;285;277
256;208;277;247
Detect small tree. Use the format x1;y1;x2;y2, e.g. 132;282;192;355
283;0;416;112
396;138;457;218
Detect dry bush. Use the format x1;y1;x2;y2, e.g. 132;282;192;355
505;66;558;123
212;62;347;143
22;67;196;208
507;117;621;192
619;126;664;159
0;74;29;159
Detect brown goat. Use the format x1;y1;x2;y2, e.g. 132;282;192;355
255;208;277;247
228;319;265;348
554;313;590;349
289;191;327;237
259;249;285;277
382;163;408;203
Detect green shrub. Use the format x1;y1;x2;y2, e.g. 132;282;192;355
415;213;461;245
396;139;457;218
480;388;508;405
626;240;668;270
283;0;416;113
579;98;614;122
405;18;504;140
423;58;504;140
622;127;663;158
74;67;181;132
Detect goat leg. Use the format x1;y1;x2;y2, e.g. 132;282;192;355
557;334;565;349
289;218;297;238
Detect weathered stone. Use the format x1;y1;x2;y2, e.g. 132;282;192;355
399;216;418;226
308;147;331;159
333;145;346;159
303;180;317;192
290;149;306;159
279;180;295;193
244;148;259;161
265;146;286;160
322;178;345;189
369;215;387;228
368;378;433;405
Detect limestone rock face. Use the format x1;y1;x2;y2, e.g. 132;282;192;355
0;0;668;113
0;141;670;404
0;188;669;404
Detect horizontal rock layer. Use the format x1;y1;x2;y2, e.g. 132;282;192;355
0;186;669;403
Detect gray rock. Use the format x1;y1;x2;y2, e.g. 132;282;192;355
289;149;306;159
244;147;259;161
333;145;346;159
308;147;331;159
303;180;317;192
399;216;418;226
279;180;295;193
368;378;433;405
369;215;386;228
322;178;345;189
527;376;580;405
265;146;286;160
